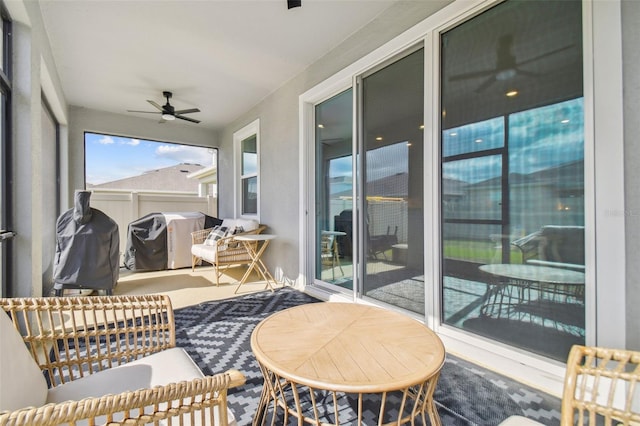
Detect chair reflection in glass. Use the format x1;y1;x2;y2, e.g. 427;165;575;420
321;230;345;280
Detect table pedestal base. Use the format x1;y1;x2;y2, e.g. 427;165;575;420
253;361;442;426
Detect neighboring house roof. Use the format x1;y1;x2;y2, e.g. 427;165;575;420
88;163;204;192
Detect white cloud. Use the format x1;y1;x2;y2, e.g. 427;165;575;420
98;135;115;145
155;144;213;166
125;139;140;146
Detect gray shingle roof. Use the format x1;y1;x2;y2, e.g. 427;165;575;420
88;163;204;193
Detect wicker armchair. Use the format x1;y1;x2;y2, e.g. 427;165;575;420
500;344;640;425
191;224;266;286
0;295;245;426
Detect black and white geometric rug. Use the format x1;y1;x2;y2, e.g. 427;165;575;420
174;287;562;425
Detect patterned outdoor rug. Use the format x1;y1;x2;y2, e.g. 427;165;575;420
174;286;561;425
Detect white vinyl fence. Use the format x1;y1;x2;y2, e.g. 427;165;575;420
90;189;217;265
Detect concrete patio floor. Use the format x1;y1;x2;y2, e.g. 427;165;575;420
113;265;284;309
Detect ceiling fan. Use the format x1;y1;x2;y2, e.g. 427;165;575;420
448;34;574;93
127;91;201;123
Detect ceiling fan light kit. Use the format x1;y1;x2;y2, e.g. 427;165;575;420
127;91;201;124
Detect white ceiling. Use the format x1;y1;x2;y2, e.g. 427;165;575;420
38;0;398;130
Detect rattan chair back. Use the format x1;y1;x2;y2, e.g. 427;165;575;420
563;345;640;425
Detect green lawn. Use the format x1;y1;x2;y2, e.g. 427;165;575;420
444;239;523;264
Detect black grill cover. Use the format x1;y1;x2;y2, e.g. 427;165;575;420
123;212;222;271
53;191;120;291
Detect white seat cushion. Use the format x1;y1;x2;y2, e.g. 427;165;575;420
499;415;544;425
47;347;236;425
192;243;218;262
0;311;49;411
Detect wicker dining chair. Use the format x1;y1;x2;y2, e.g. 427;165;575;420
500;344;640;425
0;295;245;426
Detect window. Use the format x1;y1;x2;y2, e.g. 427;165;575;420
234;119;260;218
85;132;215;192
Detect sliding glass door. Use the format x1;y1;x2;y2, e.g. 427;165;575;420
440;0;584;361
314;48;425;313
360;48;425;314
310;0;585;364
315;90;354;289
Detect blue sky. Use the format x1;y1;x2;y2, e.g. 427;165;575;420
85;133;215;185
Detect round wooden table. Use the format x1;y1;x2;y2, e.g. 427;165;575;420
251;302;445;425
478;263;585;319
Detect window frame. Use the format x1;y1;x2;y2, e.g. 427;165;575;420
233;119;260;220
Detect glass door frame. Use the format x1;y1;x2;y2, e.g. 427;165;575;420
0;5;11;298
299;0;624;393
300;77;358;300
308;85;358;297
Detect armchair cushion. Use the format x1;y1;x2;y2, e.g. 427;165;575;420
46;347;237;425
47;347;202;403
191;244;251;264
0;311;49;411
204;225;232;246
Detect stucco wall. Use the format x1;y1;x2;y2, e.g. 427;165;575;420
216;1;452;282
6;1;67;297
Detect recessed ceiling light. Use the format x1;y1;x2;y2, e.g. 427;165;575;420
317;124;324;128
407;142;412;146
561;119;570;124
506;90;518;97
375;136;383;141
419;125;425;130
450;132;457;136
475;138;483;143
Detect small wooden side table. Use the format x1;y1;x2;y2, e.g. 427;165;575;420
234;234;277;294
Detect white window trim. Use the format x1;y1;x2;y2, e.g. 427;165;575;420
299;0;625;396
233;119;260;220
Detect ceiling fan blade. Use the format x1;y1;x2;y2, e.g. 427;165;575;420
515;68;539;78
475;75;497;93
127;109;161;114
175;114;201;124
516;44;575;67
173;108;200;115
449;68;497;81
147;100;164;111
